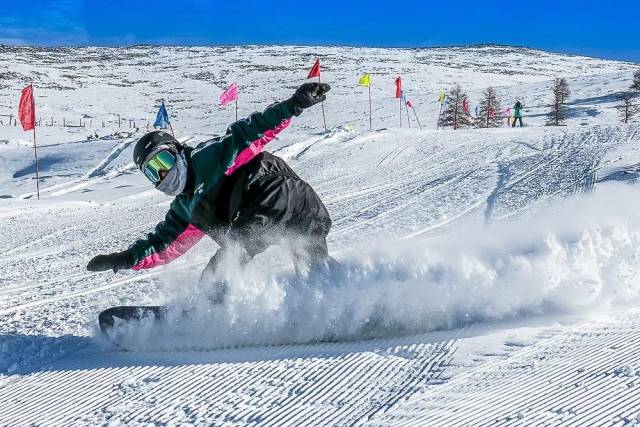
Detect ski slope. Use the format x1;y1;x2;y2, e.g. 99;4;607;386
1;45;640;425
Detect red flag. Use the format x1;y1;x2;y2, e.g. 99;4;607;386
18;85;35;131
406;100;413;108
462;96;469;114
395;77;402;98
307;59;320;79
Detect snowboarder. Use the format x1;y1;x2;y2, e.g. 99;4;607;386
512;100;524;127
87;83;335;303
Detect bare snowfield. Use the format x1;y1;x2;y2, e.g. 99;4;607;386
1;45;640;425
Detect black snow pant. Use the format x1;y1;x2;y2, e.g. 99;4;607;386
199;153;333;299
512;117;524;127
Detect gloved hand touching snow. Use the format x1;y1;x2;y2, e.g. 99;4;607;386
87;251;132;273
289;82;331;116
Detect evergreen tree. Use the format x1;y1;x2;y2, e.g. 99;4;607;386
546;78;571;126
438;84;473;130
557;77;571;104
474;87;502;128
617;92;639;124
631;69;640;92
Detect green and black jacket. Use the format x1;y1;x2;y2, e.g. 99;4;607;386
127;100;297;270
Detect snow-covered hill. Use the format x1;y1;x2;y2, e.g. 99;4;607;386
1;45;640;425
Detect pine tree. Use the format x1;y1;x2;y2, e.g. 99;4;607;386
546;78;571;126
557;77;571;104
438;84;473;130
475;87;502;128
631;69;640;92
617;92;639;124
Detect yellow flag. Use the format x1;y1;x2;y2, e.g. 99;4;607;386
358;73;371;87
437;90;446;103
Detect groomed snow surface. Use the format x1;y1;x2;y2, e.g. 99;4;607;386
1;45;640;425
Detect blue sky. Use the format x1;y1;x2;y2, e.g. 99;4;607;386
0;0;638;62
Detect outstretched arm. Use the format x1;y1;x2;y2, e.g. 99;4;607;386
87;200;205;272
212;83;331;172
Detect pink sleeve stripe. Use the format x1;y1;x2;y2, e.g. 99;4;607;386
225;118;292;176
132;224;205;270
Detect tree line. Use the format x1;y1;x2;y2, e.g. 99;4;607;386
438;69;640;129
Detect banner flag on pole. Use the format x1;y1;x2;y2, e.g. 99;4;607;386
462;96;470;114
219;82;239;106
359;73;373;130
395;77;402;98
154;101;170;129
358;73;371;87
307;58;326;131
405;97;422;130
402;91;411;127
18;85;35;131
18;84;40;199
307;59;321;79
437;90;446;103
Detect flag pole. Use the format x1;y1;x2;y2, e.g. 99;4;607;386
412;106;422;129
368;83;372;131
318;75;327;133
436;102;444;130
404;98;411;128
399;96;402;128
235;98;238;122
168;121;175;138
32;126;40;200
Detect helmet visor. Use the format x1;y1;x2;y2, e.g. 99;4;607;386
142;150;176;183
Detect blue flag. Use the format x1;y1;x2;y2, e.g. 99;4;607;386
154;101;170;129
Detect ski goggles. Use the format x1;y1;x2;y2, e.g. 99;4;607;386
142;150;176;183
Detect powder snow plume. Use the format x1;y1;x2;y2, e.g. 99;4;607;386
105;183;640;351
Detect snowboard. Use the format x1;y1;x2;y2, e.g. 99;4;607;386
98;304;345;350
98;305;168;336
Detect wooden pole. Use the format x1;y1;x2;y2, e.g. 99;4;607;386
32;127;40;200
453;93;459;130
368;83;372;131
318;75;327;133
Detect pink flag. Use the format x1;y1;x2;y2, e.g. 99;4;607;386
219;82;239;106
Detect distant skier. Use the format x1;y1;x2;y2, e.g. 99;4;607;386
512;100;524;127
87;83;335;303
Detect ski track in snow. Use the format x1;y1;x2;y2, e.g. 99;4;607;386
1;45;640;425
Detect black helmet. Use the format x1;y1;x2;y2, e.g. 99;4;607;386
133;131;182;170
